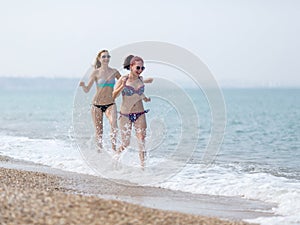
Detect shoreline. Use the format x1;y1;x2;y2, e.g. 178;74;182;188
0;156;273;224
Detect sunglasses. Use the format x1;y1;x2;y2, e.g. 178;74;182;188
101;55;111;59
135;66;145;71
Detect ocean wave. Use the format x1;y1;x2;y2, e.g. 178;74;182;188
1;134;300;224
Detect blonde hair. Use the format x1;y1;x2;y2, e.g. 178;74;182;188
93;50;109;69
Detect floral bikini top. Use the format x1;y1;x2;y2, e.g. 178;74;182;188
122;77;145;96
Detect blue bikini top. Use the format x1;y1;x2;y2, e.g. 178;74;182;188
122;77;145;96
97;77;115;88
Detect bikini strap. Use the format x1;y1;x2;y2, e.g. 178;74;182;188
124;75;129;85
125;75;144;82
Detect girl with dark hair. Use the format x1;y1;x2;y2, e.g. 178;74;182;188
113;56;152;168
123;55;154;83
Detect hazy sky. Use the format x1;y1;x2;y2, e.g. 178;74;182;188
0;0;299;87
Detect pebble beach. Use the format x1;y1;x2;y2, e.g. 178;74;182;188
0;155;254;225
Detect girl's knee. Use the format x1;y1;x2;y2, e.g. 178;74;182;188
137;135;145;141
118;139;130;152
136;129;146;139
122;136;131;147
123;141;130;148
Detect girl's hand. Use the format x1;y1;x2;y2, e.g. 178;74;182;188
146;78;154;83
121;77;127;87
79;81;85;87
143;97;151;102
143;77;154;83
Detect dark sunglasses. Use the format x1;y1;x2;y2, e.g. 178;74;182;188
136;66;145;71
101;55;111;59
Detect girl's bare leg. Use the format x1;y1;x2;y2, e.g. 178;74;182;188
118;115;132;153
134;114;147;168
91;106;103;151
105;104;118;151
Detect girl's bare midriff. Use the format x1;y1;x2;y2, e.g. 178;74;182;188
93;86;114;105
92;68;117;105
120;95;144;114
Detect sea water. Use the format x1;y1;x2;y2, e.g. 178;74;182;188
0;77;299;225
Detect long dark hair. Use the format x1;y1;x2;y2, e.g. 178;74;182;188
123;55;134;70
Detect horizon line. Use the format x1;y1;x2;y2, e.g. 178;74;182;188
0;76;300;89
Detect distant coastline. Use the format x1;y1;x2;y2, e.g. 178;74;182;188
0;77;79;91
1;76;299;90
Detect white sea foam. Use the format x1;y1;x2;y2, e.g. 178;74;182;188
1;134;300;225
0;135;94;175
155;164;300;225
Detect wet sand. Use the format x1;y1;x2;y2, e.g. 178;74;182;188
0;156;272;224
